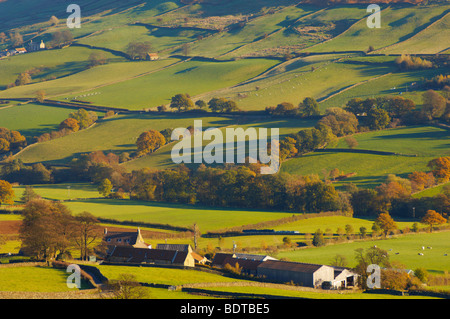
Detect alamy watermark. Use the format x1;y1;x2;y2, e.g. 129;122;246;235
170;120;280;175
67;4;81;29
66;264;81;289
367;4;382;29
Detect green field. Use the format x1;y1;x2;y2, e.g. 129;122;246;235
334;126;450;158
308;4;450;53
0;103;77;138
201;55;396;111
13;183;100;202
63;199;295;233
277;231;450;273
0;266;89;292
0;46;121;90
282;125;450;188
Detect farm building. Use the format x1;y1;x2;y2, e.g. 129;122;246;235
27;40;45;52
332;267;359;289
106;246;195;267
103;228;148;254
15;47;27;54
212;253;277;276
146;53;159;61
257;261;359;289
156;244;192;253
157;243;210;265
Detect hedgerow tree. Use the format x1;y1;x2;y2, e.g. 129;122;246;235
421;210;447;232
136;130;166;155
59;118;80;132
298;97;320;117
98;178;113;197
69;109;97;129
0;180;14;206
374;212;397;237
170;93;194;112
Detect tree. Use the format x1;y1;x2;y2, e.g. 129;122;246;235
0;180;14;206
0;32;6;44
319;107;359;137
422;90;446;119
330;254;348;267
312;229;325;247
15;72;31;86
208;97;238;113
21;186;41;203
98;178;113;197
50;30;73;48
344;136;358;149
59;118;80;132
195;100;206;109
421;210;447;232
49;15;59;26
19;200;75;262
126;41;152;60
374;212;397;237
74;212;100;261
0;138;10;153
351;189;384;217
136;130;166;155
359;226;367;238
9;31;23;47
69;109;97;129
354;247;390;289
298;97;320;117
88;51;108;68
414;268;428;283
182;43;190;56
170;94;194;112
104;273;149;299
34;90;46;103
367;108;390;130
427;156;450;182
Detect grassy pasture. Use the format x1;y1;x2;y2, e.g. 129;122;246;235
307;4;450;53
97;264;252;286
319;67;448;110
124;116;317;171
379;11;450;55
281;152;433;189
0;103;75;138
227;5;368;58
14;114;234;165
0;46;120;90
13;183;100;202
0;266;90;292
204;55;395;111
0;57;179;100
277;231;450;273
62;199;295;232
334;126;450;158
187;6;316;58
55;58;279;110
77;25;212;55
282;125;450;188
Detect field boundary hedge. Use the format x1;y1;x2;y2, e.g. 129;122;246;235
316;148;418;157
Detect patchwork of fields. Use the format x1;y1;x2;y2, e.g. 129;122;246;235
0;0;449;301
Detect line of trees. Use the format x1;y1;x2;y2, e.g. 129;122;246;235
18;199;103;262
